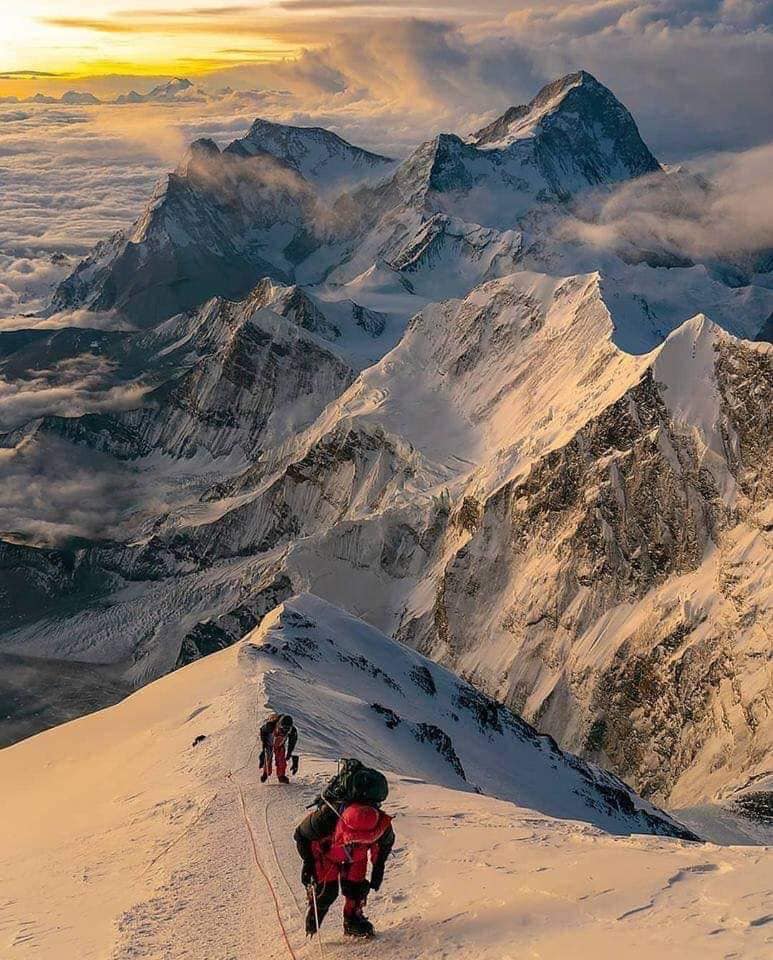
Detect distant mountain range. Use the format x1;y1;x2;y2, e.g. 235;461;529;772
2;70;771;829
0;76;253;106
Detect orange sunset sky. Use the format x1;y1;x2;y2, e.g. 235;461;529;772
1;2;479;95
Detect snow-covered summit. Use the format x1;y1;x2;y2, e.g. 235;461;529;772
116;77;204;104
149;77;194;98
51;134;319;325
400;70;659;205
471;71;656;167
470;70;593;145
49;118;396;324
226;118;397;191
319;71;664;287
470;70;660;182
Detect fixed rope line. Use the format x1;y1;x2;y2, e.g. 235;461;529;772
143;789;220;874
263;790;331;960
142;705;262;879
263;795;305;919
236;780;301;960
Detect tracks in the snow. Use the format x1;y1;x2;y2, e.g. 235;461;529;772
236;780;303;960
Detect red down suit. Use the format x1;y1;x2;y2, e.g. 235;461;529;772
294;802;395;929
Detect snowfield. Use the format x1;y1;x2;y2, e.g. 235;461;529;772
1;596;770;960
2;73;773;958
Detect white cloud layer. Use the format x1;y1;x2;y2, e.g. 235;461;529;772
0;7;770;325
0;353;149;432
0;435;162;545
562;143;773;266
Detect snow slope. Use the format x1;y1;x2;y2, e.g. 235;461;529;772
2;595;770;960
3;69;773;819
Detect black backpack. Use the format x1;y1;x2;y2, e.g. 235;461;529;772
319;758;389;807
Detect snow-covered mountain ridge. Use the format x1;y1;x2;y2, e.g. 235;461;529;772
245;596;693;835
2;71;772;825
4;594;773;960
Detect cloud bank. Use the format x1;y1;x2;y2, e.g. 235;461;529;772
0;353;149;432
0;6;770;325
562;143;773;268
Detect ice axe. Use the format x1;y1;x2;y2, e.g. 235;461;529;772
258;749;265;769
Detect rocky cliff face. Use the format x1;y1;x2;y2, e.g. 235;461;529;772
3;73;772;813
392;320;772;805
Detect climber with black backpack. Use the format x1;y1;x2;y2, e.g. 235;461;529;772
259;713;298;784
294;759;394;939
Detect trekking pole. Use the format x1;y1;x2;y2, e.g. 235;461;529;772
308;884;326;960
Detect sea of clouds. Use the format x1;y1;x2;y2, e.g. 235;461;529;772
1;5;770;312
0;4;770;498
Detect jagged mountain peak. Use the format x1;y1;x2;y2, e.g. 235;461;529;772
242;116;366;149
115;77;202;104
174;137;222;176
469;70;593;145
224;116;396;191
472;70;634;145
50;70;672;328
470;69;660;187
150;77;193;95
367;71;660;235
243;276;390;356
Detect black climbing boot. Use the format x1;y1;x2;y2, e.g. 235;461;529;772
343;914;375;939
260;770;268;783
278;775;290;784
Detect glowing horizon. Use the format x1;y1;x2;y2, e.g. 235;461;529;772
4;1;486;96
0;2;321;95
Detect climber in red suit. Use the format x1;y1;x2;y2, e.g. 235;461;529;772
294;801;395;938
259;714;297;784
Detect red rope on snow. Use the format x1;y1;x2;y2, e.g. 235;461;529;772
236;782;301;960
263;796;305;917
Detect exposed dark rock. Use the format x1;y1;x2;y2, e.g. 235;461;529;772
410;664;437;697
371;702;401;728
413;722;466;780
176;574;293;667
